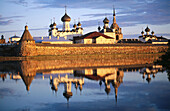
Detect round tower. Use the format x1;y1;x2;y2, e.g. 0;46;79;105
18;25;37;56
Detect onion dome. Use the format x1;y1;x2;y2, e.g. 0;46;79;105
49;24;53;28
53;22;56;26
63;92;73;102
79;85;82;91
146;77;151;84
103;25;106;29
145;26;150;32
141;31;144;35
73;24;77;28
110;23;119;29
151;31;154;35
61;13;71;22
98;26;101;31
77;22;81;26
103;17;109;24
105;87;111;95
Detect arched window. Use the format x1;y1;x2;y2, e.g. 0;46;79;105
116;35;119;40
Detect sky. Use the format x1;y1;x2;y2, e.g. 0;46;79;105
0;0;170;41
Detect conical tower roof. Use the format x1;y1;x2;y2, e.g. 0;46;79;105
20;25;34;41
21;75;34;91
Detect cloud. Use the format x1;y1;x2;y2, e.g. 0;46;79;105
29;0;170;27
82;13;112;18
0;27;48;33
0;20;13;25
0;15;24;26
7;0;170;32
9;0;28;7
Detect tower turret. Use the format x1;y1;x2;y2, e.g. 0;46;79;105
145;26;150;35
61;6;71;31
151;31;154;35
110;8;119;29
18;25;36;56
103;17;109;28
73;20;77;30
141;31;144;36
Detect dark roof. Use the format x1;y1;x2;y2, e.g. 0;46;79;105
10;35;20;38
61;13;71;22
118;39;142;43
145;26;150;32
103;17;109;23
100;28;113;33
74;31;114;40
20;26;35;41
77;22;81;26
139;35;157;39
110;23;119;29
156;36;168;40
139;35;168;40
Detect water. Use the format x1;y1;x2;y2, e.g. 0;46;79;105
0;55;170;111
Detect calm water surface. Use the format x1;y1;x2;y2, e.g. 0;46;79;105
0;58;170;111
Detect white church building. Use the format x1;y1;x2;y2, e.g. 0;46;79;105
34;7;83;44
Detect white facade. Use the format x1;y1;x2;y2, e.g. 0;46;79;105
139;26;168;44
9;35;21;43
48;8;83;40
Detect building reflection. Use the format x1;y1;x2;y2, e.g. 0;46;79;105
50;74;84;102
140;65;165;83
0;59;166;102
74;67;124;101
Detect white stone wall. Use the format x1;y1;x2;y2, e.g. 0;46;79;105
63;21;70;31
96;36;114;44
84;39;92;44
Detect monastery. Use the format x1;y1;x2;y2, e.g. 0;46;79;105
98;8;123;43
139;26;168;44
33;7;83;44
74;8;123;44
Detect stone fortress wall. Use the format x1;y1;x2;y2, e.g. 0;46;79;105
0;43;168;56
0;53;164;74
35;44;168;56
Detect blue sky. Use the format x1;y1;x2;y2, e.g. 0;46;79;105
0;0;170;41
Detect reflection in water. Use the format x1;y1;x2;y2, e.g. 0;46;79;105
74;67;124;102
0;63;166;102
50;74;84;102
0;54;169;110
140;65;165;83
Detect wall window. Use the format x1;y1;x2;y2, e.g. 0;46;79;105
116;35;119;40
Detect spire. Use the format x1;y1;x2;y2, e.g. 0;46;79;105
53;17;55;22
77;18;81;27
98;21;101;32
73;19;77;29
65;5;67;14
113;7;116;16
115;87;118;103
113;7;116;24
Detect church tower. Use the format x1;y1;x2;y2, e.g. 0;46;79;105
110;8;123;42
61;6;71;31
